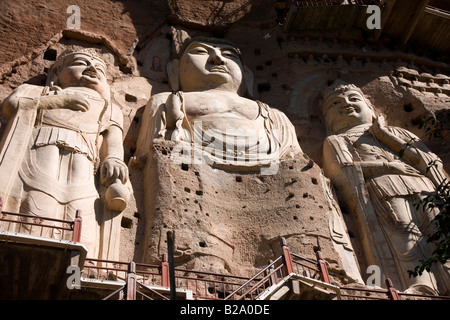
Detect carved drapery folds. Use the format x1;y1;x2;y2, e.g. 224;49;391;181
321;80;450;294
0;48;130;261
0;28;449;297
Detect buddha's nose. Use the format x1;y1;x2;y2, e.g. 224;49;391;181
208;50;226;65
83;65;98;77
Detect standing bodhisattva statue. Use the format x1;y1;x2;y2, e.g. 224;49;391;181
136;37;302;173
321;80;449;294
0;48;129;260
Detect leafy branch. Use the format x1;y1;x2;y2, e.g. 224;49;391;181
408;176;450;277
407;111;450;277
417;112;449;142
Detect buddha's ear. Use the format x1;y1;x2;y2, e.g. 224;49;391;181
243;65;254;98
167;59;180;92
45;65;59;87
364;96;376;119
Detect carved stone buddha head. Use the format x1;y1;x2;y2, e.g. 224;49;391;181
321;80;375;133
167;37;254;98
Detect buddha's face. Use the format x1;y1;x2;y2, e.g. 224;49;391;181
54;53;109;98
323;89;374;133
178;41;245;95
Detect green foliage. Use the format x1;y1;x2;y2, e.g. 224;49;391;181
417;112;447;141
407;112;450;277
408;175;450;277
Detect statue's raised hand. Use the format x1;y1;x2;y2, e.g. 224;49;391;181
369;115;387;138
386;162;421;176
38;92;90;112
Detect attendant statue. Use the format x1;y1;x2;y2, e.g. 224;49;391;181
0;48;129;260
321;80;449;294
136;37;302;173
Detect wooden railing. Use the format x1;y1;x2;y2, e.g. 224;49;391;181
2;205;448;301
82;237;333;300
294;0;381;6
0;202;82;242
224;256;286;300
84;236;450;301
340;279;450;301
172;265;262;300
223;238;335;300
102;262;170;300
85;256;265;300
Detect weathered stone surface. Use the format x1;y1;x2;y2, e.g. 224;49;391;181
0;48;131;262
0;1;449;299
321;80;450;294
135;140;359;284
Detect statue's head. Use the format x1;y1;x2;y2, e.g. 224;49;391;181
167;37;254;98
48;48;110;99
321;80;375;133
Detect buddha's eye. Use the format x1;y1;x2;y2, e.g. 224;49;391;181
190;47;209;55
222;50;238;59
95;66;106;75
71;60;87;66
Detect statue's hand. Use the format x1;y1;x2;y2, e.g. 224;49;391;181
165;92;184;129
369;115;387;137
386;162;421;176
100;157;129;187
64;93;90;111
38;93;90;112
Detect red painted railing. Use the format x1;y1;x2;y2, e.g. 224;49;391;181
101;262;170;301
2;204;448;301
85;237;450;301
224;256;288;300
278;0;382;9
294;0;381;6
0;201;82;242
83;238;331;300
84;256;265;300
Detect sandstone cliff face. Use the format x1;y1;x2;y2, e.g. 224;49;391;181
0;1;449;289
133;141;355;280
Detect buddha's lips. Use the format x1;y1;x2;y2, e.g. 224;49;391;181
210;66;229;73
82;70;99;78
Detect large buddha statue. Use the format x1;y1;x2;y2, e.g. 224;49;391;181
0;48;129;260
136;37;302;173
